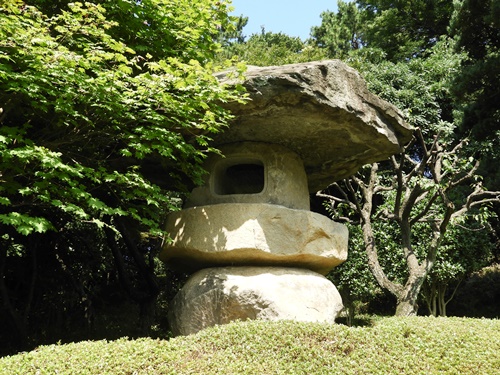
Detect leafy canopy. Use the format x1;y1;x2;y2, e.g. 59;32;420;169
0;1;245;240
218;28;327;67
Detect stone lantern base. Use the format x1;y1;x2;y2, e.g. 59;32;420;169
160;203;348;275
168;266;343;336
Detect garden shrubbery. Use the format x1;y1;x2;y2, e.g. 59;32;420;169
1;317;499;375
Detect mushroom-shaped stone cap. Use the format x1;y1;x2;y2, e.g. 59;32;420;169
215;60;413;192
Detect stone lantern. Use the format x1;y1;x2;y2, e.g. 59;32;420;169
160;61;413;336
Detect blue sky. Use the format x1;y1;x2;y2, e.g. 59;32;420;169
230;0;338;41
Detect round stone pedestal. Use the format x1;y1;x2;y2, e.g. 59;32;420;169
168;266;343;336
160;203;348;275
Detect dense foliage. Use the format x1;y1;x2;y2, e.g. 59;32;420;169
0;0;242;236
449;0;500;193
0;0;244;353
310;0;363;59
218;28;327;67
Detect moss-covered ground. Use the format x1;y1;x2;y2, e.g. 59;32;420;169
1;316;499;374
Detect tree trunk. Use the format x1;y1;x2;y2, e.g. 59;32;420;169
395;288;420;316
438;291;447;317
422;281;438;316
395;299;418;316
438;282;457;317
327;132;499;320
395;274;427;316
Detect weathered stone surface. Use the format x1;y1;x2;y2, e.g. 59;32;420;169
215;60;413;191
160;203;348;275
185;142;310;210
168;266;344;336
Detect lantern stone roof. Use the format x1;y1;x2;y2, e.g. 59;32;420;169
215;60;413;192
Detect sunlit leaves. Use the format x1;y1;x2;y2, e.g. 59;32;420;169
356;39;464;137
0;0;244;239
218;30;328;67
311;0;363;59
0;212;54;235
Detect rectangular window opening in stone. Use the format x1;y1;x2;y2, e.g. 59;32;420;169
214;161;265;195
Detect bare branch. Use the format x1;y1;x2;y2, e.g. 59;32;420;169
439;200;455;234
335;216;357;224
410;190;438;226
374;185;393;194
403;129;435;184
316;191;357;213
413;189;431;206
315;192;343;203
401;183;427;222
374;207;397;221
391;154;404;216
452;188;500;219
445;139;468;175
449;159;481;189
330;182;351;202
345;177;365;216
431;141;444;183
350;174;367;193
404;153;419;166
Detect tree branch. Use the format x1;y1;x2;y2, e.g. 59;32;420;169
391;154;404;216
452;187;500;219
410;190;438;226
